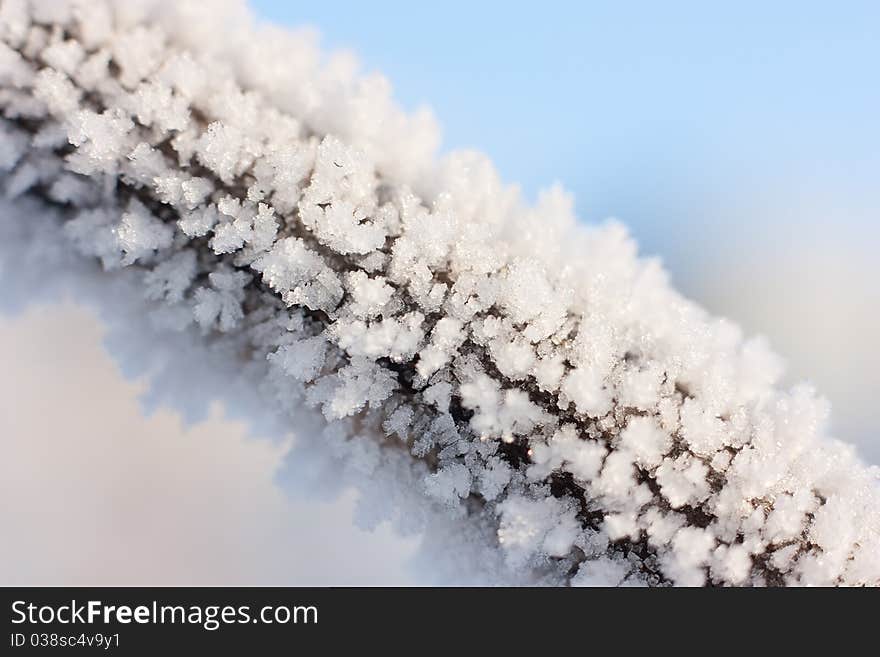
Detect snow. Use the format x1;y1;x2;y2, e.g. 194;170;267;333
268;336;327;383
1;0;878;587
618;416;671;469
346;271;394;319
116;198;174;265
143;248;196;303
251;237;342;312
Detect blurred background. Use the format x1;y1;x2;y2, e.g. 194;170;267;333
1;1;877;585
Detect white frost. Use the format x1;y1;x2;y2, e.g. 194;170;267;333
1;0;878;587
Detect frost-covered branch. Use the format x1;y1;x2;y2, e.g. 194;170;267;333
1;0;878;586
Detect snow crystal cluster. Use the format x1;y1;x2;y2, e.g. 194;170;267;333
1;0;878;586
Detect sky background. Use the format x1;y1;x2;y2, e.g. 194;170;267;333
1;1;877;585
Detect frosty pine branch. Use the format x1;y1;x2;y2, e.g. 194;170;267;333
1;0;878;586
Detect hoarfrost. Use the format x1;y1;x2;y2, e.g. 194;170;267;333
1;0;878;586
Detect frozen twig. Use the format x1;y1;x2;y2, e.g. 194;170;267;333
1;0;878;585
